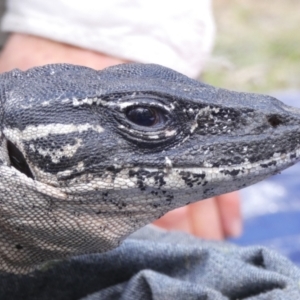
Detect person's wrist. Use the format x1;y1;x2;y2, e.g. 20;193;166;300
0;33;128;72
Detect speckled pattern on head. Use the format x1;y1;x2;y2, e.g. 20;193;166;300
0;63;300;273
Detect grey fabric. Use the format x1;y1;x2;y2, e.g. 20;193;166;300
0;225;300;300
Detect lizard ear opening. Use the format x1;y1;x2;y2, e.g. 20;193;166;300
7;140;34;179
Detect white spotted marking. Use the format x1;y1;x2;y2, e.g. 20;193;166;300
165;157;173;168
42;101;50;107
165;130;176;137
190;122;198;134
190;106;221;134
204;149;209;155
72;97;104;107
30;138;82;163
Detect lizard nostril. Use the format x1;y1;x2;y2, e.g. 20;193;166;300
7;140;34;179
267;115;283;128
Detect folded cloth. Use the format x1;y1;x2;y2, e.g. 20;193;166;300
1;225;300;300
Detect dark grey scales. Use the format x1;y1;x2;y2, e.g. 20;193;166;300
0;63;299;274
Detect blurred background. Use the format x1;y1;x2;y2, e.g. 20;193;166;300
205;0;300;264
204;0;300;93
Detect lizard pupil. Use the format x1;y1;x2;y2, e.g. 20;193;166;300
126;107;157;126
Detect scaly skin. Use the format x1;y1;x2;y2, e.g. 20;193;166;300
0;63;299;273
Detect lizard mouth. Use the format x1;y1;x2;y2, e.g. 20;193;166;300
55;146;300;197
177;150;300;181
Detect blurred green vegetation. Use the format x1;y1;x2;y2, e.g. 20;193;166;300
202;0;300;92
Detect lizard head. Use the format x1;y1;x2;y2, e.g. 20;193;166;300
1;63;300;273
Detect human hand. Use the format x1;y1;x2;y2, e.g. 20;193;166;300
0;33;128;72
0;33;242;241
154;192;242;239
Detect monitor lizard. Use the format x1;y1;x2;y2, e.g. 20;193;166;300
0;63;299;274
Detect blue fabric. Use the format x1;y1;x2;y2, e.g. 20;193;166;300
232;90;300;265
2;226;300;300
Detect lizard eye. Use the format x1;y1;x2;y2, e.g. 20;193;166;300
126;107;161;127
